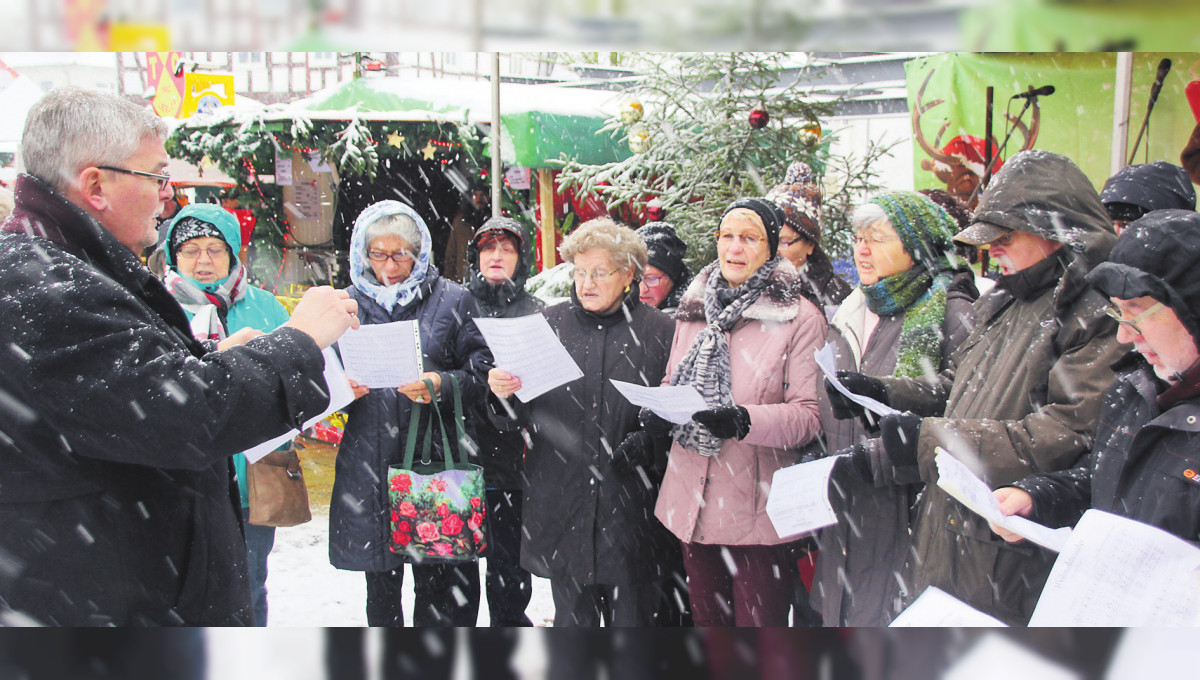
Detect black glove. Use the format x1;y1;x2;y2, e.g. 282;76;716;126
879;412;922;470
638;407;673;438
831;443;874;485
612;430;653;472
825;370;889;422
692;406;751;440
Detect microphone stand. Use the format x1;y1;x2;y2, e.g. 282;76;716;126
966;88;1039;207
1128;73;1169;165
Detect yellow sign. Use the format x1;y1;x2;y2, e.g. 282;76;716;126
181;73;235;118
146;52;184;118
108;23;170;52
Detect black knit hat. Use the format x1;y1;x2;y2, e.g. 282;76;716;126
168;215;225;261
1087;209;1200;351
471;216;525;249
636;222;690;285
1100;161;1196;216
722;197;786;257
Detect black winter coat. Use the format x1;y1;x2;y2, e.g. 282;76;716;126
465;252;544;490
1016;358;1200;546
490;292;676;585
330;272;493;572
0;174;329;626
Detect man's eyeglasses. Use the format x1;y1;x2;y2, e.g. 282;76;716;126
990;231;1017;247
1105;301;1165;337
573;267;619;282
176;245;229;260
367;249;414;263
97;165;171;192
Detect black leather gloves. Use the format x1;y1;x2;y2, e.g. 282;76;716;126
832;443;874;484
693;406;751;440
612;430;653;471
825;371;889;419
638;407;674;438
880;412;922;470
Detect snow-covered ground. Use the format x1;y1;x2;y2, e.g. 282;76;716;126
207;508;555;679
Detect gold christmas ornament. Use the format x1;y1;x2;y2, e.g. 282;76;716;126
628;123;651;154
619;99;645;125
800;121;823;147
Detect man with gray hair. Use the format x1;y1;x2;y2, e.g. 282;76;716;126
0;86;359;626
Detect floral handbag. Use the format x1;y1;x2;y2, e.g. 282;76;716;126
387;374;488;562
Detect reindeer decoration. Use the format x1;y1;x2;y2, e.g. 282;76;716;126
912;69;1041;210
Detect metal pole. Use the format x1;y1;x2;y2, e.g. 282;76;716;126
1112;52;1133;176
491;53;502;218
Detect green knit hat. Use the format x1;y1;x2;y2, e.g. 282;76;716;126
869;191;956;268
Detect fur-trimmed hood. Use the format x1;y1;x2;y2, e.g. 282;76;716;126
675;257;810;324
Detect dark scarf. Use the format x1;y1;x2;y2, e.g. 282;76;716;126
670;256;781;457
859;265;952;379
466;272;525;317
995;248;1069;301
862;266;934;316
1158;358;1200;409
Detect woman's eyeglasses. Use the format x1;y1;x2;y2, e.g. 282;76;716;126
573;268;619;282
97;165;172;192
1104;301;1165;337
176;245;228;260
714;232;764;248
367;250;414;263
642;275;667;288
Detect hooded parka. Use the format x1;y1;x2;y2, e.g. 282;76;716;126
465;218;544;490
0;174;329;626
875;150;1127;625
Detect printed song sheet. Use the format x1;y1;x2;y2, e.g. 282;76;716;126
474;314;583;402
1028;509;1200;626
814;344;899;417
889;587;1007;627
934;449;1072;552
765;456;842;539
942;634;1080;680
609;380;707;425
244;348;356;462
336;319;423;388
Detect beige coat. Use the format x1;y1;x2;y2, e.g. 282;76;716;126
654;260;826;546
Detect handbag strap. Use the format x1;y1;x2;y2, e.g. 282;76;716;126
400;375;467;472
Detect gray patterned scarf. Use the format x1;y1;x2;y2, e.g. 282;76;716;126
670;256;781;456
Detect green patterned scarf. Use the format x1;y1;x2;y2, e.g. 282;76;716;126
861;268;952;378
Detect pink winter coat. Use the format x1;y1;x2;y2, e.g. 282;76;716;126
654;260;827;546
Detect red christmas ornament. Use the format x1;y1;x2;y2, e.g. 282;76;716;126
749;108;769;129
646;200;665;221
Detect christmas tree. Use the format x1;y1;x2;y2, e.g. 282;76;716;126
555;52;893;268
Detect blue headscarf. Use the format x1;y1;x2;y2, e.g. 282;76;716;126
349;200;433;313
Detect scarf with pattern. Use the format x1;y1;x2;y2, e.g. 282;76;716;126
163;262;248;342
670;256;781;456
861;266;952;379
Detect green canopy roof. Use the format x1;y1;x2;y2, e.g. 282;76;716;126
287;76;631;168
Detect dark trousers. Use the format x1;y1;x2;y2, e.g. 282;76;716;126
364;561;480;627
682;541;797;627
243;518;275;627
549;578;659;627
326;629;519;680
547;630;707;680
0;630;205;680
484;488;533;626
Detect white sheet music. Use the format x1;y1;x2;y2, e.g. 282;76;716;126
1028;509;1200;626
814;343;899;417
942;633;1079;680
889;587;1008;627
336;319;423;388
764;455;843;539
609;380;707;425
934;449;1073;553
474;314;583;402
244;348;356;462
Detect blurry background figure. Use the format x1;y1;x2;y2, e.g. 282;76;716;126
766;161;852;312
1099;161;1195;234
635;222;692;316
444;180;491;283
0;630;205;680
156;191;185;231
